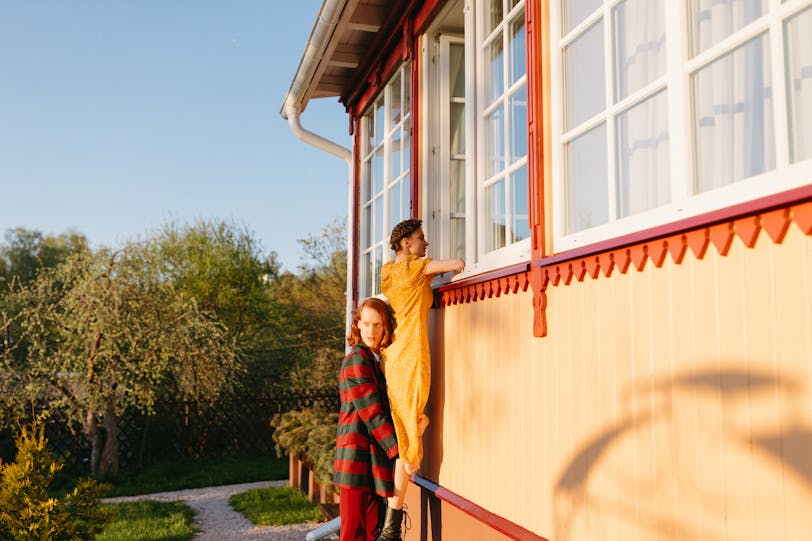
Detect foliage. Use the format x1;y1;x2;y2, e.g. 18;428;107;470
229;486;321;526
0;228;89;292
2;246;241;475
271;409;338;489
98;500;196;541
0;421;110;540
270;218;348;391
104;454;288;498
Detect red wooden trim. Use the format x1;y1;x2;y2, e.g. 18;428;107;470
437;261;530;293
351;121;361;309
413;0;444;35
525;0;550;337
535;184;812;268
412;475;551;541
410;37;420;218
354;40;408;116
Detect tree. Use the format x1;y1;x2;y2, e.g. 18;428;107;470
2;246;240;476
0;228;88;292
140;219;286;389
269;218;348;390
0;421;110;540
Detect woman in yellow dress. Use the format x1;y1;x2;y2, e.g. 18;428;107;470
377;218;464;541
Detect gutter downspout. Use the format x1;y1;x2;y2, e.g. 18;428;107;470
283;98;355;346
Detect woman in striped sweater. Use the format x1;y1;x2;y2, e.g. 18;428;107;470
334;297;400;541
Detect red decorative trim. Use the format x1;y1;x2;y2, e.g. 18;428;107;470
530;194;811;297
412;475;550;541
436;262;531;307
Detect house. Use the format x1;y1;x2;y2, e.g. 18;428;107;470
282;1;812;539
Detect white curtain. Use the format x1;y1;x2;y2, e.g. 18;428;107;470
692;0;775;192
613;0;670;218
786;6;812;163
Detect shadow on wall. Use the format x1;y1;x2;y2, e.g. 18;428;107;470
553;367;812;541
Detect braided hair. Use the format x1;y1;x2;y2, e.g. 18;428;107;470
389;218;422;252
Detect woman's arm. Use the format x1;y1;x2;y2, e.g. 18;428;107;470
426;258;465;276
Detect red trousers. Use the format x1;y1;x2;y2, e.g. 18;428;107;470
339;487;384;541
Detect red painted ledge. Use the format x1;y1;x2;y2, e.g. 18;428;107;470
412;474;551;541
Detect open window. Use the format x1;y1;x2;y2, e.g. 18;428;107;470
423;0;530;278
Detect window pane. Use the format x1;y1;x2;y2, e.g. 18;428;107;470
403;66;410;114
510;86;528;164
451;217;466;260
565;20;605;130
689;0;767;56
562;0;601;34
450;160;466;213
566;123;608;233
693;34;775;193
391;130;402;180
362;204;371;249
510;165;529;242
375;99;385;145
362;159;372;201
391;71;403;129
390;181;401;231
485;180;507;251
373;196;384;244
366;114;375;150
450;103;466;155
616;89;671;218
373;246;383;294
487;33;505;104
373;147;385;194
509;11;526;87
486;104;506;177
613;0;666;102
402;174;411;217
363;252;372;298
450;43;466;98
485;0;504;36
785;6;812;163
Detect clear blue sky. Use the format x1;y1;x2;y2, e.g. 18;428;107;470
0;0;351;271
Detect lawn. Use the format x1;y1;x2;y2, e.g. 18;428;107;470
229;486;322;525
98;500;197;541
103;454;288;497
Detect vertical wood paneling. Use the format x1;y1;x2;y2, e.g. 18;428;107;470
428;221;812;541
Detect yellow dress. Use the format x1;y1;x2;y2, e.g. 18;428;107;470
381;255;433;467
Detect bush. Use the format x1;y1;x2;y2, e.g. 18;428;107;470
0;421;110;540
271;409;337;490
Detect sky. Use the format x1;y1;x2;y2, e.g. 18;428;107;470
0;0;351;271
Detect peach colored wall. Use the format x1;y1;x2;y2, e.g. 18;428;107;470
423;222;812;540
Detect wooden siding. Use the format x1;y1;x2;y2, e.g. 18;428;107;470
422;223;812;540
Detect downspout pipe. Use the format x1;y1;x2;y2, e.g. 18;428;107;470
283;98;355;346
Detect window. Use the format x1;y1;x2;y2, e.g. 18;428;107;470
551;0;812;251
359;64;411;297
424;0;529;276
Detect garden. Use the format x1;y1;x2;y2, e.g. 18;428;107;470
0;220;345;540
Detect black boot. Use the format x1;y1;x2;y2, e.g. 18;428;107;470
376;506;404;541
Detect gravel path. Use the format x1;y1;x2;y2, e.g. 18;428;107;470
103;480;338;541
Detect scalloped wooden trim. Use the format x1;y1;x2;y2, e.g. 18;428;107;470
439;269;531;307
537;202;809;291
436;201;810;339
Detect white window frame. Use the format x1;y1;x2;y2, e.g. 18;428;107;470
421;0;531;282
359;63;412;297
550;0;812;253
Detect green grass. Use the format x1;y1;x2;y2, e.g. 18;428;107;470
98;500;197;541
103;454;288;497
229;486;322;526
